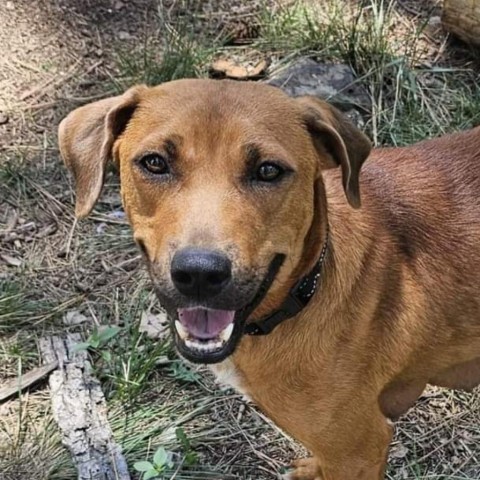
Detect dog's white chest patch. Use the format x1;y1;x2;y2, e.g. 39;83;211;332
209;359;251;401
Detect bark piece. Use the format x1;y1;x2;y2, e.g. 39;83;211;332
38;334;131;480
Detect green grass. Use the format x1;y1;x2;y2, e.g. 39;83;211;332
114;0;223;89
111;0;480;147
256;0;480;146
1;1;480;479
87;293;171;402
0;279;59;332
0;393;75;480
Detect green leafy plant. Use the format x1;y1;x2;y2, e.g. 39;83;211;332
73;325;121;362
114;0;221;89
167;360;201;383
133;447;174;480
175;427;198;466
256;0;480;147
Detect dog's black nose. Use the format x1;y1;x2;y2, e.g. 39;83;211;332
171;248;232;299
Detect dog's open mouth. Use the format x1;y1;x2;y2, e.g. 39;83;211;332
176;308;235;351
173;307;241;363
169;253;286;364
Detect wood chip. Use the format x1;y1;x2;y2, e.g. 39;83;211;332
39;334;131;480
0;362;58;403
210;58;269;80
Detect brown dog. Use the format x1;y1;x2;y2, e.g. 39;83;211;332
58;79;480;480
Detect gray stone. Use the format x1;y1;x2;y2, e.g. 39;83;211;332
267;58;370;112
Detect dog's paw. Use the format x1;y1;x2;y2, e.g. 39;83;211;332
280;458;323;480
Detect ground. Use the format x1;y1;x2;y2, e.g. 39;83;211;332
0;1;479;479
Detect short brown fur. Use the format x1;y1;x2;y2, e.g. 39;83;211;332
58;79;480;480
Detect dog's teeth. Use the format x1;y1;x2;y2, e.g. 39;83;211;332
219;323;234;342
175;320;189;340
183;337;224;353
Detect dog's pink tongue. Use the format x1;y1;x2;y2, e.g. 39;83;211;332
178;308;235;339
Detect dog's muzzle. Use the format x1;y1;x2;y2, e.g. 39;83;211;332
157;230;328;364
169;254;286;364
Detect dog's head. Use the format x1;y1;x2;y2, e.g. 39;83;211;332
59;79;370;363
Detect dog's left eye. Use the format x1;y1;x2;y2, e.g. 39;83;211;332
139;154;170;175
255;162;285;183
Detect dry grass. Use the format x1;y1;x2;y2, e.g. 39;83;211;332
0;1;479;479
0;392;74;480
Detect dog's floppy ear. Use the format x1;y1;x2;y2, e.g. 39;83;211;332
58;86;146;218
297;96;371;208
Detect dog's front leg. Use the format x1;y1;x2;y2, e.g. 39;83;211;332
285;454;389;480
285;408;393;480
283;457;322;480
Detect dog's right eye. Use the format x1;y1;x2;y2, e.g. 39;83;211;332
139;154;170;175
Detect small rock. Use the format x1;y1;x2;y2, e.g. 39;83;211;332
118;31;131;41
96;222;107;234
428;15;441;27
6;1;14;10
114;0;125;10
0;113;9;125
106;209;125;220
268;58;371;112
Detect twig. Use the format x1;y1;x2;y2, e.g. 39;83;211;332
20;60;82;101
0;362;58;403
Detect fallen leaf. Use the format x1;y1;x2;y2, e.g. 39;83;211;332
139;311;169;339
1;254;22;267
6;211;17;230
390;442;408;459
63;310;88;326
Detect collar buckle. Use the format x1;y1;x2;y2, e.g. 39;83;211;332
245;293;304;336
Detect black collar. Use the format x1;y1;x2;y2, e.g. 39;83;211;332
244;229;329;336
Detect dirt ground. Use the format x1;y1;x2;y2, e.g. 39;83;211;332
0;1;479;479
